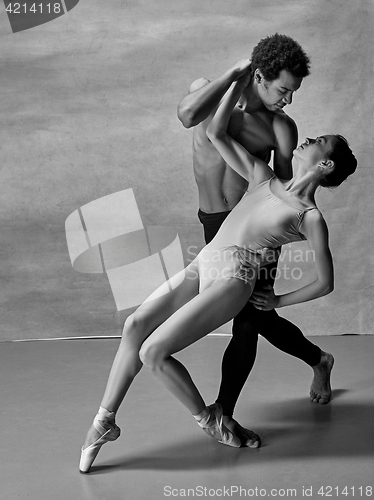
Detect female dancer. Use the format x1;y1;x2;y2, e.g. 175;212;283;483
79;71;357;473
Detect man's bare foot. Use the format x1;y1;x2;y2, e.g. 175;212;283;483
222;416;261;448
310;351;334;404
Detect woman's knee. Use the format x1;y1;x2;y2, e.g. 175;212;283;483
139;340;165;370
122;311;147;344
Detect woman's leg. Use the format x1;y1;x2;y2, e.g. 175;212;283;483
139;276;255;415
100;264;200;413
81;262;200;458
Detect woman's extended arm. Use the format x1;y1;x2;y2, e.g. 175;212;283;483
276;210;334;308
206;73;273;185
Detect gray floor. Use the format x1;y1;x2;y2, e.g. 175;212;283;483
1;334;373;499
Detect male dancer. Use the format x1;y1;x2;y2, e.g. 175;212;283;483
177;34;334;446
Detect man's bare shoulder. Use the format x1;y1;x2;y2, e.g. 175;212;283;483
272;110;298;144
273;109;297;131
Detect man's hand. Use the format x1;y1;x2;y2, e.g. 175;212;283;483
249;285;279;311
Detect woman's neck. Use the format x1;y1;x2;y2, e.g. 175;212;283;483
283;170;320;205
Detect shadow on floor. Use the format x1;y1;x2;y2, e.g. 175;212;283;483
86;395;374;474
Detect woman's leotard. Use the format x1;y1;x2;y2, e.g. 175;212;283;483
196;176;317;293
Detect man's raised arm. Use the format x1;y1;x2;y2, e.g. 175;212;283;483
177;59;251;128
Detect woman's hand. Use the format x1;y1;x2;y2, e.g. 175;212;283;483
235;68;252;90
227;59;252;82
249;285;279;311
274;211;334;309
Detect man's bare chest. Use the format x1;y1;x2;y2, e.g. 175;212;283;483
227;106;275;160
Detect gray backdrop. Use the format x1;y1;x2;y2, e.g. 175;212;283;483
0;0;373;340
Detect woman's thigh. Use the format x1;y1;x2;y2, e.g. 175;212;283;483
141;275;256;359
124;259;200;346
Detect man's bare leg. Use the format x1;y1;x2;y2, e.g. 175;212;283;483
310;351;334;404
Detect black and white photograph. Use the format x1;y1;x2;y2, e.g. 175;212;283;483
0;1;373;499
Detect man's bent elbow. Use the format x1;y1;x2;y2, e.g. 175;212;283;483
177;103;194;128
205;126;220;143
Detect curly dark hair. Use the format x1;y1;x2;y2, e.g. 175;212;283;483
321;135;357;188
250;33;310;81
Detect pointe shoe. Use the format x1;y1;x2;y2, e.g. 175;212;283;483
222;416;261;448
79;408;121;473
196;403;242;448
